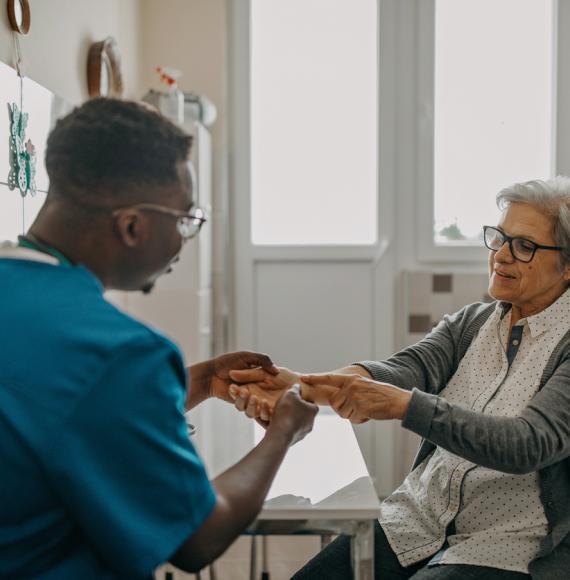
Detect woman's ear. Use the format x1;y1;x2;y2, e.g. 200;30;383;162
113;209;149;248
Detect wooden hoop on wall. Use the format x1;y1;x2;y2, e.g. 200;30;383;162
87;37;124;98
7;0;31;35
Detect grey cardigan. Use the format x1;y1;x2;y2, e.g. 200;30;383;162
358;302;570;580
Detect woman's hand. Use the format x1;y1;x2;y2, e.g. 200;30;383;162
301;373;412;424
228;367;301;424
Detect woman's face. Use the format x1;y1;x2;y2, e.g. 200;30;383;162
488;202;570;318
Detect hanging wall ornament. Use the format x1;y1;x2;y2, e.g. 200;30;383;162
7;0;31;35
87;37;124;98
7;102;36;197
5;0;36;197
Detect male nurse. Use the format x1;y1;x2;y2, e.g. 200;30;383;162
0;98;317;579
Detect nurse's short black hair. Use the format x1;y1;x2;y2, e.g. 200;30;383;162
45;98;192;205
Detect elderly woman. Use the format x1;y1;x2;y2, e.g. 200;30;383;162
229;178;570;580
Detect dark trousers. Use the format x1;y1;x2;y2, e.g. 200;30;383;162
292;521;530;580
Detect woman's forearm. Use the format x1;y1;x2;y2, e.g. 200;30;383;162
403;388;570;474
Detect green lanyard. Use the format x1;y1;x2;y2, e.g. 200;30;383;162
17;235;74;267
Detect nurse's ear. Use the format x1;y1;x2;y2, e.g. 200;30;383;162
112;208;151;248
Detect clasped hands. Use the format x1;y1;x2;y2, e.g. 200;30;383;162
226;365;412;425
188;352;410;425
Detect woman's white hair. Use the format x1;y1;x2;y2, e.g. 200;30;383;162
496;176;570;267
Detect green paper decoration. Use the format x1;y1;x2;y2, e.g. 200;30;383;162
7;102;36;197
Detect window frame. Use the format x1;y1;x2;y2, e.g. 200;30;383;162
239;0;384;260
416;0;559;263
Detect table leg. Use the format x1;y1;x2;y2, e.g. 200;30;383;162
249;535;257;580
350;521;374;580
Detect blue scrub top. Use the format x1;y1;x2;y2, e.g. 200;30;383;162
0;251;216;579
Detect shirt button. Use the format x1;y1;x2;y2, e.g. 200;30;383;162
512;339;519;346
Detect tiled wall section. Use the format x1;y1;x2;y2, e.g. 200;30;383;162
403;271;492;347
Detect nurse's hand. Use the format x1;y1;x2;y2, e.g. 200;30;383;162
186;351;278;409
267;384;319;445
301;373;412;423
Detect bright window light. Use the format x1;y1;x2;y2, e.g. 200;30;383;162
250;0;378;245
434;0;554;244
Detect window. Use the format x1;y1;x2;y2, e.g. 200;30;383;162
428;0;554;251
250;0;378;245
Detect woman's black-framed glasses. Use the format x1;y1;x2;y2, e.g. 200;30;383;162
112;203;207;240
483;225;563;263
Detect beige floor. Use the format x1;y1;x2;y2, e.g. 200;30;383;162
155;535;323;580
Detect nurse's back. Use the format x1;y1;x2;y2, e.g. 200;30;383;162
0;253;159;578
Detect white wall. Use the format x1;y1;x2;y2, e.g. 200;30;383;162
0;0;143;104
140;0;227;144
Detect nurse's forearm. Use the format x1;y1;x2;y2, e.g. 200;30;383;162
185;361;211;410
169;426;292;572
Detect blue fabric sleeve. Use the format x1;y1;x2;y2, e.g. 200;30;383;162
43;331;216;578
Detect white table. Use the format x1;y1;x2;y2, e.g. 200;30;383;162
248;413;381;579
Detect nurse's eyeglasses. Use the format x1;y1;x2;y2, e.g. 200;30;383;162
112;203;207;240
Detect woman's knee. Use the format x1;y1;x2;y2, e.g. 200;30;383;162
292;534;353;580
